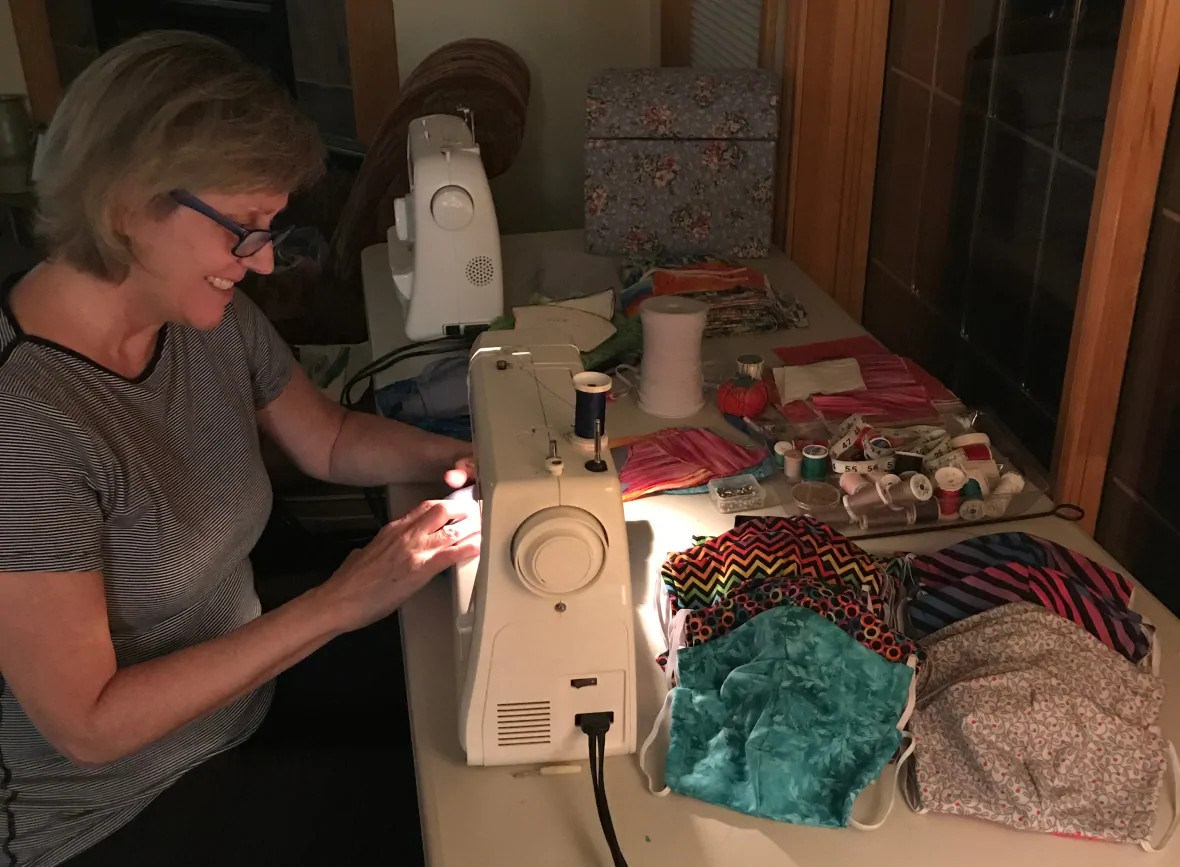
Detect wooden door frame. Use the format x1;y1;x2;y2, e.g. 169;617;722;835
1053;0;1180;532
8;0;60;124
780;0;888;320
6;0;399;144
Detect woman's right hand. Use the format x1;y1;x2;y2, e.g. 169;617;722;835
321;499;481;631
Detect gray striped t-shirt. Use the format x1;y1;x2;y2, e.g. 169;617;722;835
0;277;293;867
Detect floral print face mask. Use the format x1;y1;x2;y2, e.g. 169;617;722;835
906;603;1178;851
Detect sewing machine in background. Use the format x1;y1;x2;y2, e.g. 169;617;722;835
452;330;637;766
388;112;504;341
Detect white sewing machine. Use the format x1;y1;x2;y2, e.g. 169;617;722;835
388;113;504;340
453;330;637;766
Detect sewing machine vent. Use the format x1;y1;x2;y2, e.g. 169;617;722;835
495;700;551;746
465;255;495;286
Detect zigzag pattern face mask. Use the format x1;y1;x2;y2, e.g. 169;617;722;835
657;576;921;680
906;603;1177;850
661;515;889;613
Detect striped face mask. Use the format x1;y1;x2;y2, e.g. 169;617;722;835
900;532;1152;663
905;603;1177;851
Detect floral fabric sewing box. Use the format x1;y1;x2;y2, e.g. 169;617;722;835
584;68;779;258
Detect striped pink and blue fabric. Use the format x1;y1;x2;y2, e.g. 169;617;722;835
903;532;1151;663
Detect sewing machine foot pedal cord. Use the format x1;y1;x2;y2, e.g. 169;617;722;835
576;712;629;867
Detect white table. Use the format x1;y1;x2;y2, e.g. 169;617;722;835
361;231;1180;866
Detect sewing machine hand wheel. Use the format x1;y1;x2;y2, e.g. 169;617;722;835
511;506;608;595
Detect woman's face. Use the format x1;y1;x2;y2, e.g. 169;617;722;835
124;190;289;330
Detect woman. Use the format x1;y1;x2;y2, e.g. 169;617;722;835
0;31;480;866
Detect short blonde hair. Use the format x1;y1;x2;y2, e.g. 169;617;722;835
34;30;326;281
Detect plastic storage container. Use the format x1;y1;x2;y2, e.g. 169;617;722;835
708;474;766;513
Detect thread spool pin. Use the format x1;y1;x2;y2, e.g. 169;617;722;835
585;420;607;473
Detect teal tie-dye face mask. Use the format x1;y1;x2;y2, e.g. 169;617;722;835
645;605;915;828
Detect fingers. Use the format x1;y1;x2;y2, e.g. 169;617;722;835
433;514;481;544
423;536;482;575
444;456;477;489
408;499;479;535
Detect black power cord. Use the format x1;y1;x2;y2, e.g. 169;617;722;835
576;712;628;867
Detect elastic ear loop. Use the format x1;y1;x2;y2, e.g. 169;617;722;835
850;655;920;831
638;690;673;797
661;609;691;690
1141;741;1180;852
850;734;916;831
1144;618;1161;677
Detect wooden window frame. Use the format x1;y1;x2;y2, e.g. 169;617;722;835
1053;0;1180;532
7;1;399;144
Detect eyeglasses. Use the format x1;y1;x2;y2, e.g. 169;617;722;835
170;190;294;258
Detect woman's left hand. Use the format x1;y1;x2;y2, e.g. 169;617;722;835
444;454;476;489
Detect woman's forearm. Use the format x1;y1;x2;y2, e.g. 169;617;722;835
327;409;469;487
76;584;344;765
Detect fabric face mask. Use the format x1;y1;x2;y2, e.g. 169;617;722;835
643;604;915;828
660;515;890;613
900;531;1151;662
906;602;1177;850
657;575;921;686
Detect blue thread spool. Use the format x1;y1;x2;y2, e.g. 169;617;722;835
573;372;612;440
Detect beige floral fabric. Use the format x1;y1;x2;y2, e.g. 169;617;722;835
906;602;1168;844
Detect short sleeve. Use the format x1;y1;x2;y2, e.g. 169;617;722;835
231;291;295;409
0;396;103;574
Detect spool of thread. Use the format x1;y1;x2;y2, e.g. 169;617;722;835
950;433;990;449
984;472;1026;518
783;449;803;482
966;472;991;498
934;466;967;492
936;490;960;520
844;486;887;515
959;499;986;521
802;444;829;481
736;353;764;380
934;466;967;521
962;478;984;500
636;296;708;418
773;440;795;468
863;504;918;529
874;473;902;503
890;473;933;506
843;506;869;531
895;451;925;474
572;371;612;440
914;498;940;523
840;472;871;495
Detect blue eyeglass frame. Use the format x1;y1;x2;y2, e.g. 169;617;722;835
169;190;293;258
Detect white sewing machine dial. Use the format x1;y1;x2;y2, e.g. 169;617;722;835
430;184;475;231
511;506;607;596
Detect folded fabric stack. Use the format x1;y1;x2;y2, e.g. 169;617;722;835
612;427;768;502
773;335;959;423
619;256;808;338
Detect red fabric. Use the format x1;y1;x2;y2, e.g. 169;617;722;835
615;427;766;502
772;337;957;422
